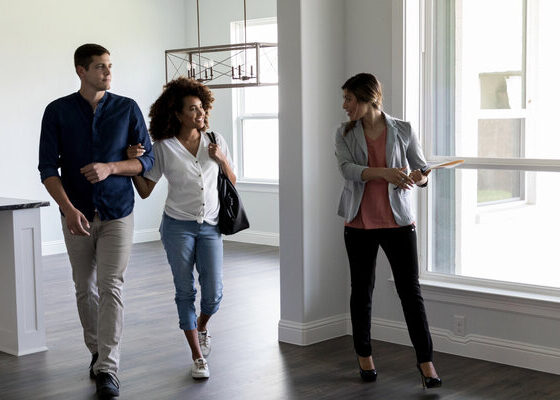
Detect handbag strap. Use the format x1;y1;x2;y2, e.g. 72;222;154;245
206;131;217;144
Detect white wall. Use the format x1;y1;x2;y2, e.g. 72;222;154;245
0;0;188;253
183;0;280;245
278;0;349;344
277;0;306;328
345;0;396;115
0;0;279;253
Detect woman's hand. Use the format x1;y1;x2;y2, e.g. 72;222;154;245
383;167;415;190
127;143;145;159
409;169;430;186
208;142;237;184
208;143;226;166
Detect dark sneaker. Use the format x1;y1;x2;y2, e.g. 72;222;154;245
95;372;120;397
89;352;99;379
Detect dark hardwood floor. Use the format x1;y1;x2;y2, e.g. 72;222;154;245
0;241;558;399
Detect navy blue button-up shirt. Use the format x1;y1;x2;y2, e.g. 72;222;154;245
38;91;154;221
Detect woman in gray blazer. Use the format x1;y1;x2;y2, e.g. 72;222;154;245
335;73;441;388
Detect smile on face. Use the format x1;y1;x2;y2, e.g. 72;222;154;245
178;95;206;130
80;53;112;92
343;89;369;121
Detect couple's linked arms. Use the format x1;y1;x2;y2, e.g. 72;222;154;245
126;144;157;199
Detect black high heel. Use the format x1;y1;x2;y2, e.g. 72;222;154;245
417;364;442;388
358;357;377;382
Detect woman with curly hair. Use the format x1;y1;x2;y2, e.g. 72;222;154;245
127;77;235;379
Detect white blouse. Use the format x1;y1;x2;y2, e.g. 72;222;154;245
144;131;233;225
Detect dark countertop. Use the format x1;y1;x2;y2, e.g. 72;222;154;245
0;197;50;211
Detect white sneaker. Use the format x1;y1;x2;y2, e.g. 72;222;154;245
198;330;211;357
191;358;209;379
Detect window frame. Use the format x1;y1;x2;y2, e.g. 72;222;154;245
415;0;560;297
231;17;279;185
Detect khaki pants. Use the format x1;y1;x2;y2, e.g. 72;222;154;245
61;212;134;375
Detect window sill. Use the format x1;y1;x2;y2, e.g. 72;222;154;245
388;276;560;320
476;198;526;211
237;180;279;193
417;277;560;320
475;199;533;224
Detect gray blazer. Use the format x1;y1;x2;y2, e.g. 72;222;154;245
334;112;428;225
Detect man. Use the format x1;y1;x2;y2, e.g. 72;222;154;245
38;44;154;398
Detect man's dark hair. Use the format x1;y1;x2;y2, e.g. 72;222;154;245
74;44;110;69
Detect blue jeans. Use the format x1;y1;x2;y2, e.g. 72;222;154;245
160;213;223;331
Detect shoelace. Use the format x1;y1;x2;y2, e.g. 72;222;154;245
199;331;211;346
194;358;207;369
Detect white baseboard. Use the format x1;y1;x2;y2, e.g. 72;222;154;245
133;228;160;244
41;228;161;256
370;317;560;375
223;229;279;247
42;228;278;256
278;314;349;346
0;344;48;357
277;314;560;374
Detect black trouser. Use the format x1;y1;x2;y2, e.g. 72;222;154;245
344;224;433;363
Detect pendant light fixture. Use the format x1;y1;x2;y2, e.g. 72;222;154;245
165;0;278;89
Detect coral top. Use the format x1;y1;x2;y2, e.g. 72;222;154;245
345;128;399;229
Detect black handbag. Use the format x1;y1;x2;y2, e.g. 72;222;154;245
207;132;250;235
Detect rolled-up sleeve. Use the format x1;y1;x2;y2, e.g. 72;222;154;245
144;141;163;183
334;125;367;182
129;101;154;174
38;104;61;182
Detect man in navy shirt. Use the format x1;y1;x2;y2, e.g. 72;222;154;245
38;43;154;398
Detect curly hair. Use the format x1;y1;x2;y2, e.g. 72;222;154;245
148;77;214;141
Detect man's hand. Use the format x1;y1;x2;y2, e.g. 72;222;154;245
80;162;113;184
62;206;90;236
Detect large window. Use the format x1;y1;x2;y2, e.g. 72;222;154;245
422;0;560;289
231;18;278;183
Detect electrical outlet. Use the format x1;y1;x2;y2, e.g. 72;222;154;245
453;315;465;336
